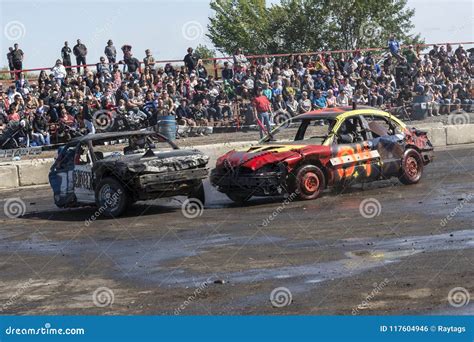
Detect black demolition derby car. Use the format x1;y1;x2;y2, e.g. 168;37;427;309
48;131;209;216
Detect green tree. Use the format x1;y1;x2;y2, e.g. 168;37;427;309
207;0;273;55
325;0;423;50
207;0;423;55
194;44;216;61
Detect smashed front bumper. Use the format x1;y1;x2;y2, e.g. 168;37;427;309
135;167;208;199
210;166;287;196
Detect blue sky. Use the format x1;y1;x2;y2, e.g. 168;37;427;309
0;0;473;70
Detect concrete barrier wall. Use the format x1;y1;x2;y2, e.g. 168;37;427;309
0;124;472;190
446;124;474;145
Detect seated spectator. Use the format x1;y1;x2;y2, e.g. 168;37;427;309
298;91;312;113
31;111;50;146
336;90;349;106
312;90;327;109
326;89;337;107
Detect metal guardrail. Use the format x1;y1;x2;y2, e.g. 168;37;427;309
1;41;473;80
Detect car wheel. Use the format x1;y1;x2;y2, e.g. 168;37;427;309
289;164;326;200
399;149;424;185
226;192;252;204
189;182;206;205
95;177;129;217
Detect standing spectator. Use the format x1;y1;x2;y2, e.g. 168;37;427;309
253;87;272;138
143;49;155;69
183;47;198;74
6;47;14;79
403;45;419;65
124;54;141;78
104;39;117;70
388;35;405;62
61;41;72;72
11;43;24;77
73;39;88;74
233;48;248;71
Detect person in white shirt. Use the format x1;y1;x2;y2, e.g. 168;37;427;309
336;90;349;106
51;59;67;84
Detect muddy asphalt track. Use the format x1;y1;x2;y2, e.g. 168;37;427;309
0;144;473;315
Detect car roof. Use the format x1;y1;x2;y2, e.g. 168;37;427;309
66;130;157;146
293;105;375;120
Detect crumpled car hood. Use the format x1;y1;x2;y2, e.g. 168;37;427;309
217;144;307;171
95;149;209;174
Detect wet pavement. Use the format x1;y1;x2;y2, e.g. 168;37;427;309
0;144;472;315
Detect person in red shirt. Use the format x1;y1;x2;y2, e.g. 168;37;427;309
252;87;272;138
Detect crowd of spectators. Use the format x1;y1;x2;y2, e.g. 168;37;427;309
1;37;473;147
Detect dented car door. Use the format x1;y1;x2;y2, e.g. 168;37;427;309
73;143;96;204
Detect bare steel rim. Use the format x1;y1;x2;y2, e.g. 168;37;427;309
98;184;120;210
302;172;320;194
405;155;420;179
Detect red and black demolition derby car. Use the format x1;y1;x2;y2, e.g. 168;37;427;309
211;106;434;203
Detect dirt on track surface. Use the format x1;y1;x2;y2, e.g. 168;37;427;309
0;144;473;315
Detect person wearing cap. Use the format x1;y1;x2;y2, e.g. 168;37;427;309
388;34;405;63
403;44;419;65
104;39;116;70
143;49;155;69
253;87;272;138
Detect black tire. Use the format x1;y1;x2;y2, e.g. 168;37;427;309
95;177;130;217
189;181;206;205
288;164;326;200
399;149;424;185
226;192;252;204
